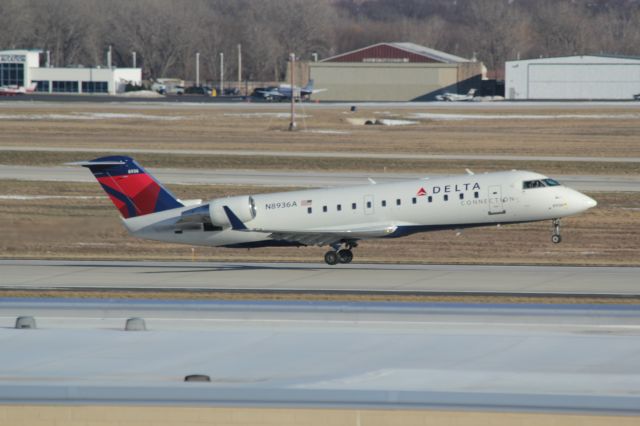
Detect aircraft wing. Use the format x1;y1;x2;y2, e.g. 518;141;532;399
250;224;398;246
257;89;284;98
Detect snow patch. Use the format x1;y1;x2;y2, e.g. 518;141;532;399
118;90;165;98
0;112;183;121
377;119;417;126
223;112;311;118
409;112;640;121
0;195;105;200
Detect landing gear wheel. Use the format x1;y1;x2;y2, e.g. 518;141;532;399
551;219;562;244
324;250;339;265
337;249;353;264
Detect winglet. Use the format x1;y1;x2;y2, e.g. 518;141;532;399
223;206;247;230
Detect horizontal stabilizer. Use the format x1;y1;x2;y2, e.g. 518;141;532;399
66;160;125;167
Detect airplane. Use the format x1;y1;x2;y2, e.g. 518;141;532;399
71;156;597;265
0;82;37;96
435;88;477;102
257;79;326;101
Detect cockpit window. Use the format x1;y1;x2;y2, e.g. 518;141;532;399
543;178;561;186
523;180;546;189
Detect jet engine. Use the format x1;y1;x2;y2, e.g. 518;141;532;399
209;196;256;228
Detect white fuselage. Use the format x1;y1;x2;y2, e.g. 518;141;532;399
122;170;596;248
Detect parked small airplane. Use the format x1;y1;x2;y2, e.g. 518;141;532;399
0;82;37;96
72;156;596;265
257;79;326;101
436;88;477;102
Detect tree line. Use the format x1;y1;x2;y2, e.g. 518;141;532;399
1;0;638;83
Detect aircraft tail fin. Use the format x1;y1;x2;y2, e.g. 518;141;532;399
70;156;183;218
303;79;314;91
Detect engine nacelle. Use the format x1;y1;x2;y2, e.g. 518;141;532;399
209;196;256;228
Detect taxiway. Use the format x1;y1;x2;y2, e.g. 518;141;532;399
1;260;639;296
0;164;636;192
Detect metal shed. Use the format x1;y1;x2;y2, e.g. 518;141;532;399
505;55;640;100
309;42;484;101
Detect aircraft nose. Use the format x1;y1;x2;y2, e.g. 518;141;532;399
576;192;597;210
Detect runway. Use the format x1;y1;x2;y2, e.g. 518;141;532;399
0;299;639;413
3;145;638;163
0;164;637;191
2;260;639;296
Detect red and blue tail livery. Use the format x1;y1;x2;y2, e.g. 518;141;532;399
73;156;183;218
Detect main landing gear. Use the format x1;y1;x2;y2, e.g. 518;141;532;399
551;218;562;244
324;242;357;265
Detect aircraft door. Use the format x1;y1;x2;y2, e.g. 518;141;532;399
364;194;374;215
488;185;506;215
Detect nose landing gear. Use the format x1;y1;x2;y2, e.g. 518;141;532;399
324;242;357;265
551;218;562;244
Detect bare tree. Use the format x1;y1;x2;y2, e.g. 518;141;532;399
0;0;637;82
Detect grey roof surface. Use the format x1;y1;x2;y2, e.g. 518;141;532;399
390;42;471;63
0;300;639;413
321;42;471;64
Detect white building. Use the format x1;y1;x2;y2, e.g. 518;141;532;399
505;55;640;100
0;49;141;95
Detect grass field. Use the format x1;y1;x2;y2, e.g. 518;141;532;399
1;102;639;157
1;102;638;265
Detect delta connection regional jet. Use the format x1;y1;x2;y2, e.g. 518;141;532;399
73;156;597;265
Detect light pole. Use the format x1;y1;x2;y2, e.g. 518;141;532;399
196;52;200;86
132;51;136;68
219;52;224;96
288;53;296;131
237;44;242;95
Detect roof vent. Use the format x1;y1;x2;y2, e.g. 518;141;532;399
15;316;37;329
125;317;146;331
184;374;211;382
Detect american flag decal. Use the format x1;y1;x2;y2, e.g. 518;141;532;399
301;199;312;206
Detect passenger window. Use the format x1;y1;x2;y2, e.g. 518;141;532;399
474;191;479;199
444;195;449;201
352;202;357;210
307;207;312;214
459;193;464;200
322;205;327;213
337;204;342;211
396;199;401;206
382;200;386;207
428;196;432;203
412;197;417;204
366;201;372;208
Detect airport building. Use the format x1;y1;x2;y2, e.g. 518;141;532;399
0;49;141;95
309;42;485;101
505;55;640;100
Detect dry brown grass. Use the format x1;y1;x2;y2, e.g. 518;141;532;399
0;103;639;157
1;288;637;305
1;180;638;266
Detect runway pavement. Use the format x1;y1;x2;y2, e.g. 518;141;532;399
2;260;639;296
2;145;638;163
0;164;637;191
0;299;639;413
